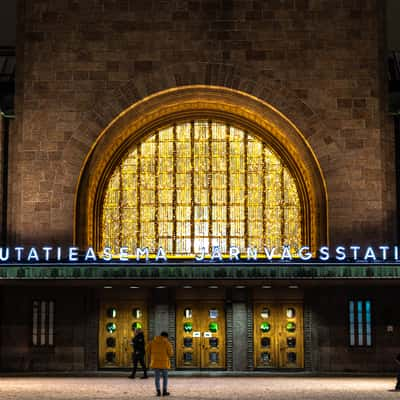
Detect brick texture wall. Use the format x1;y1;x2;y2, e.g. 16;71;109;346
12;0;396;247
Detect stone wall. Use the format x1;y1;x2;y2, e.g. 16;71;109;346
0;286;88;371
0;117;16;245
310;286;400;372
12;0;395;247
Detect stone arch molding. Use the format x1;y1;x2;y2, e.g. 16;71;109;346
74;84;328;251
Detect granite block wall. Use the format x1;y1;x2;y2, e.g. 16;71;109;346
308;286;400;372
11;0;396;247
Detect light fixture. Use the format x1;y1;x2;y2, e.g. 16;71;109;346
156;286;166;289
288;285;299;289
262;285;272;289
104;286;112;289
129;286;140;289
235;285;246;289
208;285;218;289
182;285;192;289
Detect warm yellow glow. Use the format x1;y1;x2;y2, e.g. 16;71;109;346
101;120;302;254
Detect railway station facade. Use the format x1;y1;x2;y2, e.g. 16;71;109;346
0;0;399;373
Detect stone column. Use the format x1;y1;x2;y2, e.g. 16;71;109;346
232;302;249;371
151;289;176;368
153;304;169;338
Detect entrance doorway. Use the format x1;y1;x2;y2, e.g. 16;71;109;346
99;301;147;368
176;302;226;369
253;302;304;369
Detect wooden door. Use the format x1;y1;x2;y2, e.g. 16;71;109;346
99;301;147;368
176;302;202;368
253;302;303;369
176;302;225;369
277;303;304;368
200;303;226;369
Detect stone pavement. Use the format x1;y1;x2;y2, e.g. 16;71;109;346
0;376;399;400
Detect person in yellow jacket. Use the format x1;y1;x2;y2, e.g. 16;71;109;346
147;331;173;396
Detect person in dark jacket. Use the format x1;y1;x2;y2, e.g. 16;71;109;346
129;328;148;379
395;353;400;390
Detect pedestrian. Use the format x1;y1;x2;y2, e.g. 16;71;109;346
129;328;148;379
395;353;400;391
147;331;173;397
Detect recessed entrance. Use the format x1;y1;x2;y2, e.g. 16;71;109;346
176;302;226;369
99;301;147;368
253;302;304;369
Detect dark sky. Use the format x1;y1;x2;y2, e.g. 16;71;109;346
0;1;399;49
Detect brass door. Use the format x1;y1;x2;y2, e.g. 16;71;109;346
99;301;147;368
176;302;225;369
254;302;303;369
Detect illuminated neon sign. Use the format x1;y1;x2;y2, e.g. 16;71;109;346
0;245;398;263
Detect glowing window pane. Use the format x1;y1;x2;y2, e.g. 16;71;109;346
349;301;355;346
106;323;116;333
107;308;117;318
261;308;270;319
286;322;296;333
349;299;372;347
261;322;271;333
132;322;142;330
365;300;372;346
286;308;296;319
357;301;363;346
209;322;219;333
101;121;302;255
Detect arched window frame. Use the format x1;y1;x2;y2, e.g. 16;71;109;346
74;86;328;253
100;119;303;255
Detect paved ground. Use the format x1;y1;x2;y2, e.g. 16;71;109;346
0;377;399;400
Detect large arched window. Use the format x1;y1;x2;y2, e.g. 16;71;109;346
101;120;302;255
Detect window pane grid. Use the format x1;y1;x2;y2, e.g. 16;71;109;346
357;300;363;346
365;300;372;346
32;300;55;347
349;299;372;347
102;120;302;255
349;301;355;346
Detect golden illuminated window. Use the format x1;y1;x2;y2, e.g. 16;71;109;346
101;120;302;255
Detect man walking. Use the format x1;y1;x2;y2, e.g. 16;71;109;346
129;328;148;379
147;331;173;396
395;353;400;391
